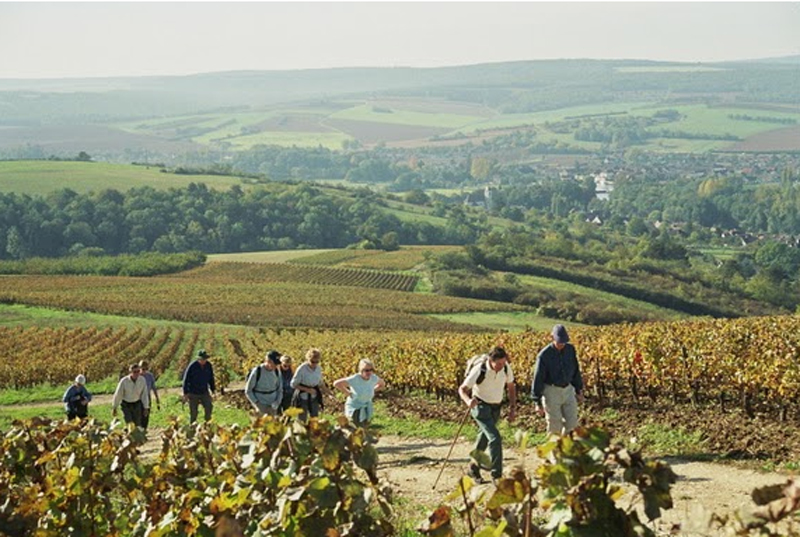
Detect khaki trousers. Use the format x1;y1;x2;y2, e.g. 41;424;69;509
542;384;579;434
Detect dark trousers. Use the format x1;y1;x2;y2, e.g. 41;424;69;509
471;402;503;479
294;395;320;421
67;405;88;420
280;390;294;413
141;407;151;430
121;400;144;427
187;393;213;423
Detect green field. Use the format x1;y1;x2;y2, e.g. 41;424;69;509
455;102;649;133
215;130;350;150
636;104;800;138
428;310;575;332
94;96;800;153
329;103;484;129
207;250;335;263
513;272;687;322
451;101;800;152
0;161;246;195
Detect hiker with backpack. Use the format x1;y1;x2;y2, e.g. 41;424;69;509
245;350;283;416
458;346;517;485
531;324;584;434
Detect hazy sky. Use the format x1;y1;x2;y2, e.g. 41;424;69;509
1;2;798;79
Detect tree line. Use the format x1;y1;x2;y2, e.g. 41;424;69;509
0;183;487;260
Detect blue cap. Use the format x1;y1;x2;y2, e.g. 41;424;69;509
552;324;569;344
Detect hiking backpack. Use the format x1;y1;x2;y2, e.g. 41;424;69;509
465;354;508;385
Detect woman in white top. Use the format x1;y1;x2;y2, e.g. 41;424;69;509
333;358;385;427
290;348;329;420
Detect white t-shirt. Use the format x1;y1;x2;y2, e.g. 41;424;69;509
462;361;514;405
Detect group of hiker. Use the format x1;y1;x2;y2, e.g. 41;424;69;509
64;345;389;428
244;347;386;425
63;323;584;484
459;323;583;484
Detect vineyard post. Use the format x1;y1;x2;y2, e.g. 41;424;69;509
432;406;471;491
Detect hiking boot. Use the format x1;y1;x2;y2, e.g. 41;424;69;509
467;463;485;484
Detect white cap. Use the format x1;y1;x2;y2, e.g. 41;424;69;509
75;374;86;385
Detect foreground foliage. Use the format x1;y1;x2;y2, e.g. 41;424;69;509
0;414;391;536
420;427;676;537
421;427;800;537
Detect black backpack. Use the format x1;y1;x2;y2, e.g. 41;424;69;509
465;354;508;385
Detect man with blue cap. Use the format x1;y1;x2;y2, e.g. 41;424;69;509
531;324;584;434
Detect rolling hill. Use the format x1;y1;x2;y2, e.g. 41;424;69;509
1;58;798;157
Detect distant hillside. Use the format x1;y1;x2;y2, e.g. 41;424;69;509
1;57;797;124
2;56;798;165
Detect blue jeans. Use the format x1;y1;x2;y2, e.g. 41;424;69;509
471;402;503;479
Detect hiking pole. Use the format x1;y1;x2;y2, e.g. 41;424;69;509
432;404;472;491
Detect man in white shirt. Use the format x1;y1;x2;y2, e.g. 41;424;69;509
112;363;150;427
458;346;517;484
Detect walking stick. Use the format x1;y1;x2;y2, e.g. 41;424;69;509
432;405;472;491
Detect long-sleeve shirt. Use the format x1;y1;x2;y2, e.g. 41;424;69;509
112;375;150;410
245;365;282;408
142;371;159;401
531;343;584;405
290;363;323;401
62;384;92;412
280;367;294;394
182;360;216;395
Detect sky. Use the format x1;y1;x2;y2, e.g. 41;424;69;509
1;2;798;79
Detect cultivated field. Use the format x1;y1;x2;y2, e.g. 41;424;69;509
728;125;800;152
0;160;246;195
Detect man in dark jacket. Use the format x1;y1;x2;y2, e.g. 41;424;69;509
63;374;93;420
182;349;216;423
531;324;584;434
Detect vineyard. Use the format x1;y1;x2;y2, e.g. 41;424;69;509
173;261;420;292
288;245;460;271
0;273;521;331
2;315;800;422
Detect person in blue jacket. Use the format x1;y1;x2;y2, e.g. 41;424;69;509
63;374;92;420
531;324;584;434
182;349;216;423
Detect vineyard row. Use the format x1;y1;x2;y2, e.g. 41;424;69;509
1;315;799;419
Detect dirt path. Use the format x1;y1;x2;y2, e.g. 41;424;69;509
374;433;794;534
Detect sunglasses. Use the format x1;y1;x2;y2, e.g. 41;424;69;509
362;368;374;373
310;360;320;364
